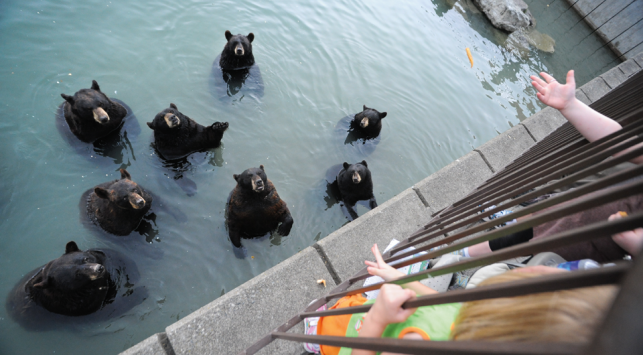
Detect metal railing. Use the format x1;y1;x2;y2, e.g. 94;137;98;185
240;69;643;355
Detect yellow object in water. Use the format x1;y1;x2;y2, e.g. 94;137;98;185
466;47;473;68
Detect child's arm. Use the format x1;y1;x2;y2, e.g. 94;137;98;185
364;244;438;296
531;70;643;164
352;284;417;355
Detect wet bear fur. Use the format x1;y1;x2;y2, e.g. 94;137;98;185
147;103;229;160
60;80;128;143
86;169;152;236
337;160;377;219
219;30;255;70
349;105;387;139
226;165;293;248
8;241;111;316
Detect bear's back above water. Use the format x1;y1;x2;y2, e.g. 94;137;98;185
147;103;229;160
219;30;255;70
85;169;152;236
60;80;128;143
349;105;387;139
226;165;293;249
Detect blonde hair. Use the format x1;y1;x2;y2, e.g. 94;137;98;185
451;271;617;343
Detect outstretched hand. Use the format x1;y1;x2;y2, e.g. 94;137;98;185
609;212;643;256
367;284;417;328
364;244;405;282
531;70;576;111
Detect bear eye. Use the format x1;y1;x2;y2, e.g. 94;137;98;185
83;257;89;263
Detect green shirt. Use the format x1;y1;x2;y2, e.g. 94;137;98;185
337;301;461;355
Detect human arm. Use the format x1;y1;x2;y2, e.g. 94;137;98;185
351;284;417;355
364;244;438;296
531;70;643;164
608;212;643;256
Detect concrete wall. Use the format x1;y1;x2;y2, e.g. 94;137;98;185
119;52;642;355
568;0;643;60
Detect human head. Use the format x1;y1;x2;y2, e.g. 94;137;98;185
451;271;617;343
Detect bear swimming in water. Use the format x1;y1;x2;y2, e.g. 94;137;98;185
226;165;293;250
60;80;128;143
147;103;229;160
85;169;152;236
349;105;387;140
336;160;377;220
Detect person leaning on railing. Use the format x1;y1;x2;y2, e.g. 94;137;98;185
304;245;616;355
457;70;643;262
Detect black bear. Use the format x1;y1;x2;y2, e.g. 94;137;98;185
85;169;153;236
147;103;229;160
60;80;128;143
219;30;255;70
337;160;377;220
7;241;139;321
349;105;387;139
6;241;145;329
226;165;293;250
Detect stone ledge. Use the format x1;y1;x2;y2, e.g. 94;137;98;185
475;125;536;173
619;57;642;77
580;76;611;102
633;51;643;68
520;107;567;142
315;188;430;282
165;246;333;355
575;89;591;105
119;333;173;355
415;151;493;213
600;66;629;89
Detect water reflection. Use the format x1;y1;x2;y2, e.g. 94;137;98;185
55;99;139;168
209;54;264;103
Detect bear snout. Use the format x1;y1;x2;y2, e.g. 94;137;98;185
352;171;362;184
88;264;105;280
164;113;181;128
252;178;264;192
234;44;245;56
93;107;110;124
128;193;146;209
360;117;369;128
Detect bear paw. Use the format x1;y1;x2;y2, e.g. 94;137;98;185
211;121;229;132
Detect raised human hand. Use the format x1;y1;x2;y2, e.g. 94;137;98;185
367;284;417;327
364;244;405;282
530;70;576;111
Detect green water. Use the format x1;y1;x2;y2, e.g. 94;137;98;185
0;0;618;354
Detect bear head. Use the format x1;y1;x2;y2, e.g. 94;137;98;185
342;160;370;185
225;30;254;57
354;105;386;130
94;169;148;210
234;165;268;193
32;241;107;293
61;80;113;125
147;103;183;132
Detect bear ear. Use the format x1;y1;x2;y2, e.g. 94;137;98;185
343;162;350;170
247;33;254;43
363;105;368;111
61;93;74;105
119;169;132;180
259;165;265;171
233;174;240;182
147;122;154;130
33;278;50;289
65;241;80;254
361;160;368;167
170;103;178;110
94;187;110;199
225;30;232;41
379;112;387;119
91;80;101;92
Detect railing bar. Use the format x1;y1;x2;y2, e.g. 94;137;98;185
272;333;582;355
334;211;641;299
389;168;643;266
307;263;629;317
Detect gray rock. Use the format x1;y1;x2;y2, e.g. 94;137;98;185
473;0;533;32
